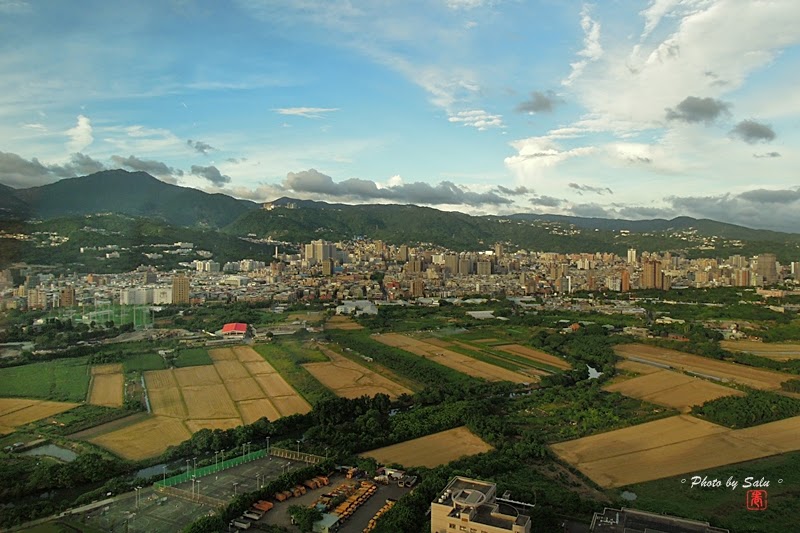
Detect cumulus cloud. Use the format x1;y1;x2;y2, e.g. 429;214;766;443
0;151;106;188
496;185;530;195
187;139;216;154
282;168;512;206
111;155;183;183
273;107;339;118
66;115;93;152
617;205;676;219
730;119;775;144
753;152;781;159
191;165;231;186
568;182;613;195
529;195;563;208
665;96;731;124
516;91;562;114
667;189;800;232
448;109;504;130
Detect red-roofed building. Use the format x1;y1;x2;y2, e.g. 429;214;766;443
221;322;250;339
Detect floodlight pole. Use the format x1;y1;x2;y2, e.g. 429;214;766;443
162;465;167;484
215;451;219;472
266;436;270;458
186;459;191;481
193;456;197;477
233;482;239;496
196;479;201;500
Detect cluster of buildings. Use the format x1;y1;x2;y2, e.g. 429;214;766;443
2;238;800;314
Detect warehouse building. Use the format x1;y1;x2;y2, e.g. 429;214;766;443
590;507;729;532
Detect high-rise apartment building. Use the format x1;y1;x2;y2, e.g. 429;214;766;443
172;274;190;304
477;261;492;276
444;254;459;275
755;253;778;286
59;286;76;307
627;248;637;264
397;244;409;262
410;279;425;298
641;259;664;289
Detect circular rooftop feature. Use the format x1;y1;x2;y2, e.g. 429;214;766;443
452;489;486;507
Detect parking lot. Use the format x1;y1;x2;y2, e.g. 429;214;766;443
78;455;307;533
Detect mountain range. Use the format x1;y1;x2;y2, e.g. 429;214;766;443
2;171;799;262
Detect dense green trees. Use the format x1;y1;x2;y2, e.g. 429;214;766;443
692;390;800;428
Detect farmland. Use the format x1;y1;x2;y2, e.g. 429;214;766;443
614;343;790;390
254;340;337;404
373;333;536;383
0;358;90;402
494;343;572;370
0;398;78;434
303;347;412;399
721;340;800;361
325;315;364;330
550;414;800;488
88;415;192;461
604;369;744;412
87;364;124;407
362;426;493;468
87;345;310;459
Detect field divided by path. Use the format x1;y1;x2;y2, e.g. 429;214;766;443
0;398;79;434
90;346;310;459
494;344;572;370
374;333;534;383
604;369;744;412
721;340;800;361
363;426;493;468
614;343;790;390
325;316;364;330
303;347;412;399
551;414;800;488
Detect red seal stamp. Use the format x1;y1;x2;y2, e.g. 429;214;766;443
746;489;767;511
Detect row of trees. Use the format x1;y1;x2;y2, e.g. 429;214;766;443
692;390;800;428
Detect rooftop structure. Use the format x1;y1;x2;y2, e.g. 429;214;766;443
431;477;531;533
590;507;729;533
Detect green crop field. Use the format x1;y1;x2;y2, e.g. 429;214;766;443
253;341;335;405
627;451;800;533
0;358;90;402
174;348;212;367
122;353;166;373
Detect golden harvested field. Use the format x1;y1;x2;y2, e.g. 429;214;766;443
91;363;123;375
88;373;124;407
0;425;15;435
0;399;78;428
271;395;312;417
90;416;191;461
148;387;187;418
243;360;276;375
325;316;364;330
495;344;571;370
374;333;532;383
614;343;789;390
144;369;178;390
550;415;800;488
208;347;237;361
173;365;222;387
238;398;282;423
424;338;453;348
303;350;412;399
231;346;265;362
363;426;493;468
721;340;800;361
182;385;240;419
215;359;252;381
224;377;266;401
255;373;300;398
604;370;743;412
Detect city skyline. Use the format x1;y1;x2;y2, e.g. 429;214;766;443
1;1;800;231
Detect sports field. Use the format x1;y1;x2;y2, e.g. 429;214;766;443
303;348;412;399
604;369;744;412
494;344;572;370
90;346;310;459
87;364;124;408
362;426;493;468
325;315;364;330
721;340;800;361
614;343;789;390
550;414;800;488
374;333;533;383
0;398;79;434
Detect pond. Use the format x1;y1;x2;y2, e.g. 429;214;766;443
21;443;77;462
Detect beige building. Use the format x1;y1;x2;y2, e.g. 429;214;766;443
172;273;190;304
430;477;531;533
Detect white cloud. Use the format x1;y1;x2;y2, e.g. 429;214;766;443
448;109;504;130
273;107;339;118
504;136;596;188
66;115;93;152
445;0;490;10
562;4;603;87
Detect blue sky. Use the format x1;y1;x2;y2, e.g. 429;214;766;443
2;0;800;231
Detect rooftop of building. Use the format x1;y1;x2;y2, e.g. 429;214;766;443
433;477;531;531
591;507;729;533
